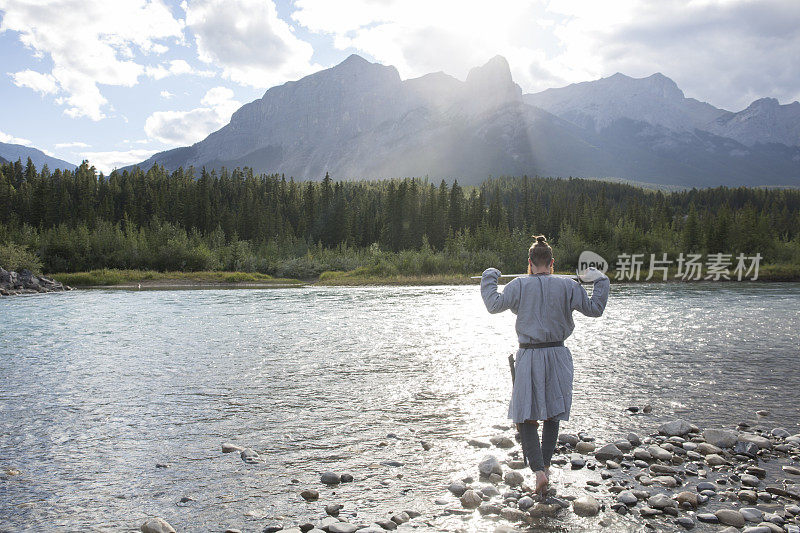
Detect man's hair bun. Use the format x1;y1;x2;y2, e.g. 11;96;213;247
534;235;547;246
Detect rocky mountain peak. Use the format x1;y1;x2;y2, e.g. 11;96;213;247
462;55;522;111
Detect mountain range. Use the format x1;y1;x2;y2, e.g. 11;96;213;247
123;56;800;187
0;142;77;172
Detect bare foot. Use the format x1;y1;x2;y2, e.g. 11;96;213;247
534;470;549;497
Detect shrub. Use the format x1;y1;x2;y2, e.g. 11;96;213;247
0;242;43;273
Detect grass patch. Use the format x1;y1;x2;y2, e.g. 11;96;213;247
50;269;303;286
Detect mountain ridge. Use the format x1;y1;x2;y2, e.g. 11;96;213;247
125;55;799;187
0;142;77;171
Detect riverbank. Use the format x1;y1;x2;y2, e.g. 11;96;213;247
43;264;800;290
0;267;72;295
49;269;304;289
136;409;800;533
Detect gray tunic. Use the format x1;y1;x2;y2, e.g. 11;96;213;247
481;269;610;422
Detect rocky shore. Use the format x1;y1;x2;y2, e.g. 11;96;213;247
0;268;72;296
137;412;800;533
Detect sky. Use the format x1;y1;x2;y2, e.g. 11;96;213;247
1;0;798;173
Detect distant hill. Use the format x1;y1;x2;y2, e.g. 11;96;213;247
0;142;77;171
128;55;799;187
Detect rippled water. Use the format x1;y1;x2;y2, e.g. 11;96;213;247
1;283;799;532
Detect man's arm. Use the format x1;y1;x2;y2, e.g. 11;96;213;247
481;268;521;314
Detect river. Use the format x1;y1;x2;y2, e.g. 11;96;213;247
1;283;799;531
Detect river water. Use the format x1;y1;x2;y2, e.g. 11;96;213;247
1;283;799;532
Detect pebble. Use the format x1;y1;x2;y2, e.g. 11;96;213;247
325;503;344;516
675;491;698;508
480;485;500;497
627;433;642;446
617;490;638;506
703;429;739;448
300;489;319;501
696;481;716;492
390;512;410;525
500;507;527;522
448;481;467;496
374;520;396;530
634;448;652;461
675;516;695;529
785;504;800;515
647;445;672;462
738;434;773;449
739;490;758;503
222;442;243;453
696;513;719;523
659;420;692;437
478;503;502;515
320;472;340;484
647;493;676;509
595;443;624;462
517;496;535;510
735;440;760;458
696;443;722;455
705;453;727;466
715;509;746;528
576;441;595;454
558;433;579;446
652;476;679;487
478;455;502;477
421;441;432;451
340;474;354;483
639;506;662;517
783;466;800;475
741;474;760;487
468;439;491;448
504;471;523;487
460;490;482;509
740;507;764;522
571;456;586;469
240;448;260;464
772;428;791;439
263;526;284;533
490;436;515;448
572;495;600;516
140;518;176;533
643;405;652;413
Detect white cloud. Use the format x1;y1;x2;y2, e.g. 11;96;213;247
82;149;160;173
160;90;174;99
291;0;800;110
0;0;184;120
186;0;319;88
146;59;194;80
0;129;32;145
10;69;58;94
55;141;91;149
144;86;241;145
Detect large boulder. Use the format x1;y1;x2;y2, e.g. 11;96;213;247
141;518;176;533
703;428;738;448
595;443;624;462
573;495;600;516
737;434;772;449
659;419;693;436
478;455;502;477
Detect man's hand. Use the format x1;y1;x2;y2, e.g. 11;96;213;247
577;266;606;283
482;267;501;279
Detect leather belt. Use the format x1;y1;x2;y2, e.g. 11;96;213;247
519;341;564;349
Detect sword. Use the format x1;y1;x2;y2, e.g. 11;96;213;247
471;273;582;281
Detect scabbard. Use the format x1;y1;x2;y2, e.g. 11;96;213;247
508;353;516;383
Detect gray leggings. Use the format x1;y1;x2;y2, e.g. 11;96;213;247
519;418;560;472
